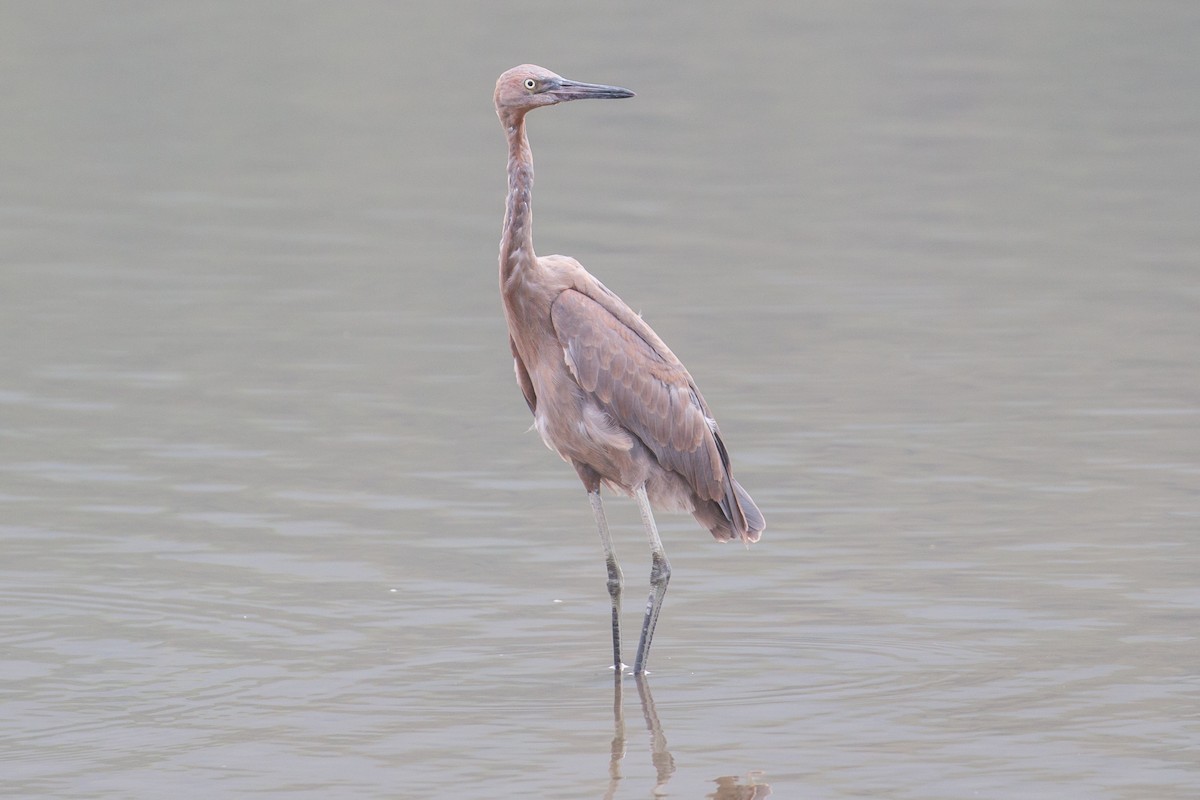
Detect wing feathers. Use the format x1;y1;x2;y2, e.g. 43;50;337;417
510;336;537;414
551;288;726;504
550;286;764;543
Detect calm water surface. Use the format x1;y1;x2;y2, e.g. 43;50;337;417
1;2;1197;798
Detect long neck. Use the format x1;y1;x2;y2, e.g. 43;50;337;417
500;114;536;292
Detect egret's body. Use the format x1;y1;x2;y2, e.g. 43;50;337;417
495;65;764;674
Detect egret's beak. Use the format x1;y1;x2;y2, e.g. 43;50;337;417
550;79;635;102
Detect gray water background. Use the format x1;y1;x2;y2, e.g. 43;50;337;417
1;2;1197;798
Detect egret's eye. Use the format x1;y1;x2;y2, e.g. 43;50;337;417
524;78;538;91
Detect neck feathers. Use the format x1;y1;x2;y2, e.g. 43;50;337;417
500;116;535;290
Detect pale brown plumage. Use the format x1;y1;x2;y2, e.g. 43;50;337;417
494;65;764;674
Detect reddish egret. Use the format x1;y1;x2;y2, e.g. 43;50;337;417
494;65;764;674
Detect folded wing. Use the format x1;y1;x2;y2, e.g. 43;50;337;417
550;287;761;541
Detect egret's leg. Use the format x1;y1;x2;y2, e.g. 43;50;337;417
632;484;671;674
589;489;625;671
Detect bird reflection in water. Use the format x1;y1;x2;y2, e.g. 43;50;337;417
604;675;770;799
710;773;773;799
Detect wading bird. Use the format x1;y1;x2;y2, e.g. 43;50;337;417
495;65;764;675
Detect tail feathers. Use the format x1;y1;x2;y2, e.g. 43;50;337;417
734;479;765;542
692;478;765;544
